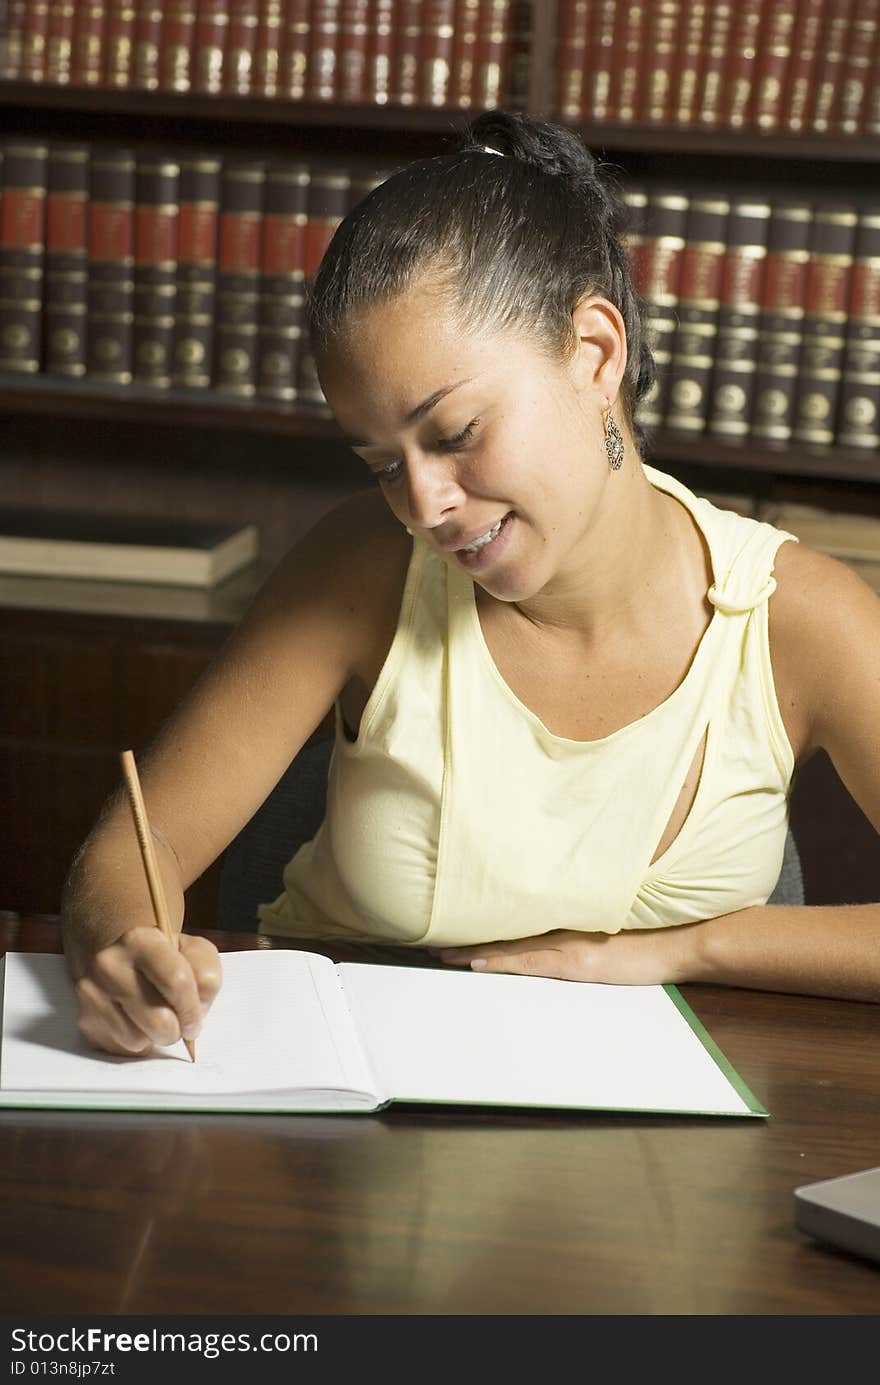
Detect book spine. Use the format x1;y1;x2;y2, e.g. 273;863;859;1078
707;196;771;439
1;0;27;79
837;209;880;448
280;0;310;100
71;0;107;84
669;0;707;128
104;0;137;88
867;13;880;134
555;0;592;122
791;205;859;445
337;0;370;102
223;0;259;95
297;161;350;410
781;0;825;132
394;0;422;105
45;0;75;84
131;1;163;89
307;0;341;101
44;141;89;378
831;0;878;134
632;188;690;432
367;0;396;106
505;0;530;108
160;0;197;92
474;0;510;110
750;0;797;132
721;0;764;130
419;0;455;107
171;153;220;389
0;138;48;374
214;158;266;397
586;0;618;124
751;198;813;442
257;159;309;403
132;154;180;388
696;0;734;129
663;193;731;433
87;147;136;383
193;0;229;95
808;0;855;133
639;0;681;127
20;0;50;81
251;0;280;96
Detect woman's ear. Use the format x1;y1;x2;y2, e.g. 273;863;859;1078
569;297;628;408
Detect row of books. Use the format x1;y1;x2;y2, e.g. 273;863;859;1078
626;184;880;451
557;0;880;138
0;0;529;110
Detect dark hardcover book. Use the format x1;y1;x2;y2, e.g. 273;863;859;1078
367;0;396;106
808;0;855;133
419;0;455;107
750;0;797;132
336;0;370;102
0;507;259;588
631;186;690;433
131;0;163;89
751;197;813;443
555;0;591;121
159;0;197;91
0;137;48;375
696;0;734;129
836;207;880;449
1;0;27;79
253;0;282;97
781;0;825;131
104;0;137;87
707;195;771;439
45;0;75;84
171;152;221;389
474;0;510;110
213;157;266;397
791;204;859;446
306;0;341;100
297;159;350;412
43;141;88;378
670;0;708;128
394;0;421;105
256;159;309;404
132;154;180;388
71;0;106;85
223;0;258;94
585;0;618;125
664;192;731;433
638;0;681;127
193;0;229;95
721;0;764;130
506;0;531;108
280;0;310;99
831;0;878;134
86;147;136;384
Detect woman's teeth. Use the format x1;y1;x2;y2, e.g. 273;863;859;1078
462;517;504;553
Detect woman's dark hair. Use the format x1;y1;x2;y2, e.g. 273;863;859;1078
307;110;655;452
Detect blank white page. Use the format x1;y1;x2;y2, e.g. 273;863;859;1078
0;951;377;1109
338;964;757;1116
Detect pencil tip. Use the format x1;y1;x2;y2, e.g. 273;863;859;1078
186;1039;197;1062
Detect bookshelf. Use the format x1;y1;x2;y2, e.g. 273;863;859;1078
1;0;878;920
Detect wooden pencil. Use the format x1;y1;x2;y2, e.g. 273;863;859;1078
119;749;196;1062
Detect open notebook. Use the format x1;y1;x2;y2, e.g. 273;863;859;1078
0;950;767;1117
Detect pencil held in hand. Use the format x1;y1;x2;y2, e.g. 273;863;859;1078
120;749;196;1062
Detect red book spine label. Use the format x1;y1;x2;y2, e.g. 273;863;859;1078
135;205;179;267
193;0;230;95
132;3;163;88
474;0;510;109
46;1;76;83
1;187;45;248
418;0;455;106
337;0;370;102
263;216;307;276
178;202;218;264
639;0;680;126
104;0;137;86
781;0;825;131
809;0;856;132
224;0;260;95
71;1;107;84
307;0;342;100
47;189;87;252
281;0;310;99
90;202;134;262
751;0;798;132
367;0;396;105
219;213;262;274
21;0;50;81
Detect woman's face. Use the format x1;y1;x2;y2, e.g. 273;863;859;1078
318;284;621;606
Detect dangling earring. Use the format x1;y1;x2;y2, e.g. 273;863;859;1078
603;407;624;470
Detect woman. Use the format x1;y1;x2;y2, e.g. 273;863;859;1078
62;112;880;1056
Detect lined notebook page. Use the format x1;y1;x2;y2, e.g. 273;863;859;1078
339;964;754;1115
1;951;377;1106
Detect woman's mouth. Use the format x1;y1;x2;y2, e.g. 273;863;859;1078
454;512;514;570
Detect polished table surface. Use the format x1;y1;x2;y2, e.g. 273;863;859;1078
1;916;879;1315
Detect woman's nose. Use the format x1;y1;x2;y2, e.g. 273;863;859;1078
404;458;462;530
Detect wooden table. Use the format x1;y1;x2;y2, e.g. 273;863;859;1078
1;916;879;1316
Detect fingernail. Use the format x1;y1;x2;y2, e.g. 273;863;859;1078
471;959;487;970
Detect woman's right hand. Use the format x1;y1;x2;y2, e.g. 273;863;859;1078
74;928;222;1057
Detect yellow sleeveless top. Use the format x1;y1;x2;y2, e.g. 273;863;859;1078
258;466;798;945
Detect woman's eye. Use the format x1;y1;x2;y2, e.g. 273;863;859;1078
374;459;404;484
437;420;478;451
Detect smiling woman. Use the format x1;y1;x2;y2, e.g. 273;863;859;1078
61;111;880;1058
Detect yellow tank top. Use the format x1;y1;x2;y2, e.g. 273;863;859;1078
258;466;798;945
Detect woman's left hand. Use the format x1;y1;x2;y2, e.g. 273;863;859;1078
435;927;686;985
